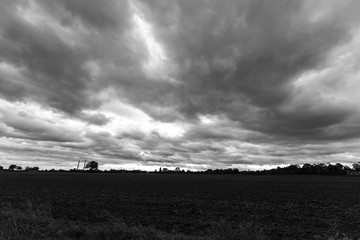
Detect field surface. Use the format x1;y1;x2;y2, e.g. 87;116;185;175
1;172;360;239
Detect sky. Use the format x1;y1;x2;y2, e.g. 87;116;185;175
1;0;360;171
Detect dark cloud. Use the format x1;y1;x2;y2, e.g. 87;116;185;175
0;0;135;116
128;0;360;140
0;106;82;142
0;3;92;113
79;112;111;126
1;0;360;169
49;0;130;30
1;0;358;140
118;130;146;141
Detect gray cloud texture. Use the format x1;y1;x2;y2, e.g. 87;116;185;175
1;0;360;169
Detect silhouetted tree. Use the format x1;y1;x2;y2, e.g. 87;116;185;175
315;163;327;175
8;164;17;171
25;166;39;171
285;164;301;174
353;162;360;171
302;164;314;174
85;161;98;171
344;165;353;173
16;166;22;171
242;163;352;175
0;166;3;170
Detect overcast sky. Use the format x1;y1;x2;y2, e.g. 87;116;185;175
1;0;360;170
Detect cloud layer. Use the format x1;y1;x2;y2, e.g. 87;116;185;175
1;0;360;170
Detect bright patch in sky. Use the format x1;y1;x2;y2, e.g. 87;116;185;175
17;0;43;26
131;1;170;80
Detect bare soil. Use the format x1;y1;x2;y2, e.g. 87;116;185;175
1;172;360;239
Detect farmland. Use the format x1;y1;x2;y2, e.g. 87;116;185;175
1;172;360;239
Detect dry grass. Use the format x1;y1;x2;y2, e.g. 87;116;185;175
0;200;270;240
0;202;354;240
315;232;355;240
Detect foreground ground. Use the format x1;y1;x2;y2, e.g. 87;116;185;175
0;172;359;239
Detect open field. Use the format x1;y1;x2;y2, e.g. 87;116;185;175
1;172;360;239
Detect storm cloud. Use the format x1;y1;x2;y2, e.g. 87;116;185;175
1;0;360;170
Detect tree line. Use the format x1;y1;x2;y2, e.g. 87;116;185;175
1;161;360;175
0;161;98;172
0;165;39;171
240;163;355;175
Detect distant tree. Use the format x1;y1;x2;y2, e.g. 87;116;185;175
175;167;180;172
335;163;344;170
205;169;213;174
0;166;3;170
288;164;301;174
16;166;22;171
85;161;98;171
324;163;346;175
9;164;17;171
302;164;314;174
344;165;353;173
315;163;327;175
353;162;360;171
334;163;348;175
25;166;39;171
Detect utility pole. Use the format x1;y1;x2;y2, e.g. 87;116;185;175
76;160;80;170
83;160;87;170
